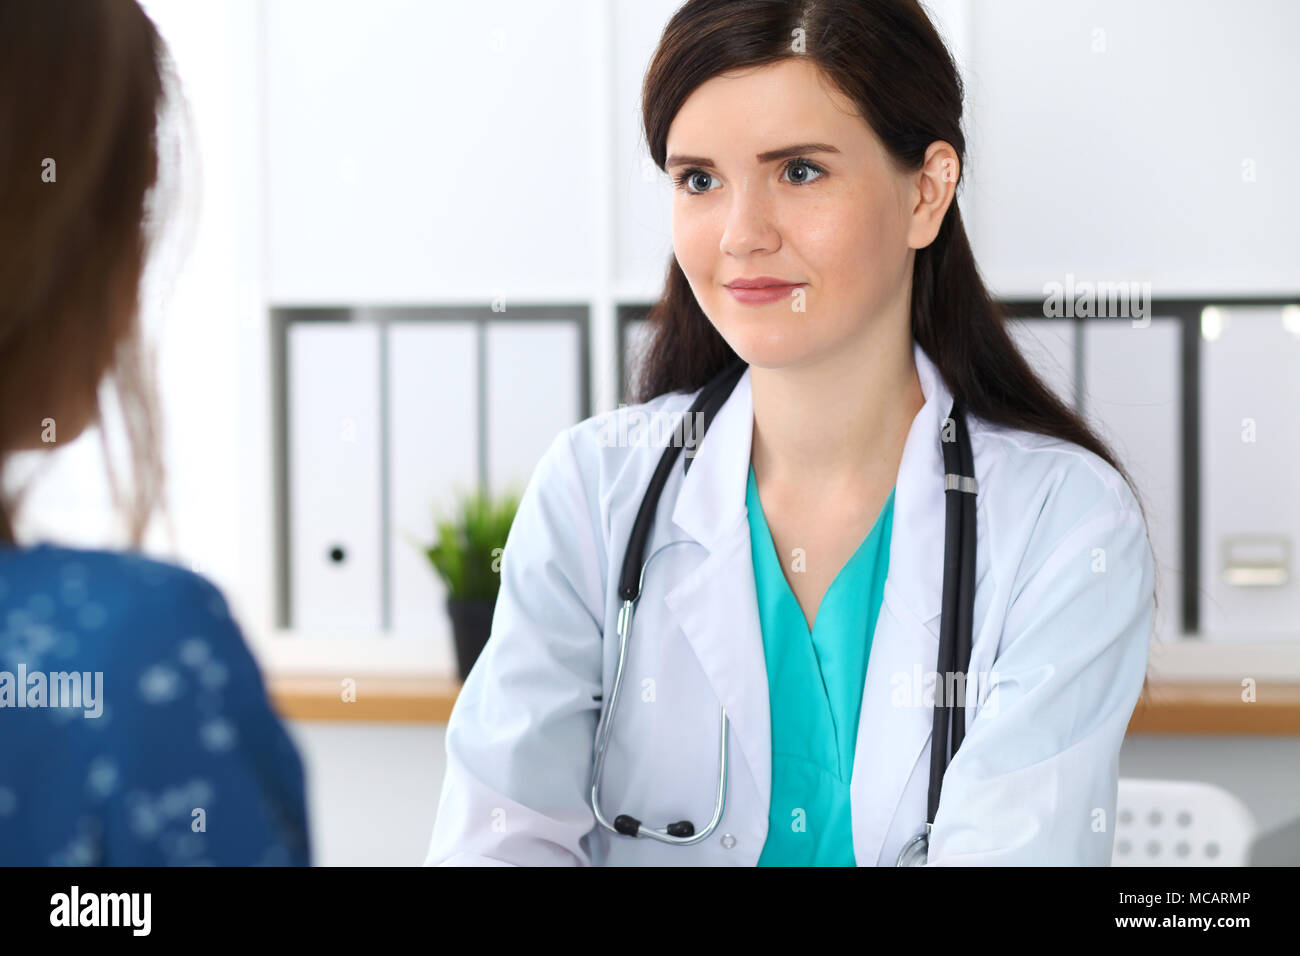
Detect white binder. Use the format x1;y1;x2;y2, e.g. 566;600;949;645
1200;307;1299;637
485;321;581;497
386;320;478;639
287;321;383;631
1082;317;1182;642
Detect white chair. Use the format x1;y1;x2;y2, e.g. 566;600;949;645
1112;778;1257;866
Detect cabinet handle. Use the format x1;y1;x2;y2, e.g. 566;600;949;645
1221;534;1290;587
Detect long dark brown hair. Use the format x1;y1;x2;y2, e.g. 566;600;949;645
636;0;1160;696
0;0;173;548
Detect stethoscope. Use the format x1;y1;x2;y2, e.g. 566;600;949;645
589;357;977;865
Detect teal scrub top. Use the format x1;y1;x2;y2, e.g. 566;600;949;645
747;462;895;866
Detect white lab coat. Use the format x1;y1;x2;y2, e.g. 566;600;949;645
424;339;1155;866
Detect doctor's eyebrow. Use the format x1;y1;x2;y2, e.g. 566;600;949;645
664;142;842;170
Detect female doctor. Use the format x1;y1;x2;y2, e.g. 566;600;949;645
425;0;1156;867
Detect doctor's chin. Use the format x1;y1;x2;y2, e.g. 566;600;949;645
0;0;1290;939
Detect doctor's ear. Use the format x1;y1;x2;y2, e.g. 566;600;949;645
905;141;960;251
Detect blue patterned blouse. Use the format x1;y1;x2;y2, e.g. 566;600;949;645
0;542;310;865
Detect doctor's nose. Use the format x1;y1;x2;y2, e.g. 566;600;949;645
719;188;782;258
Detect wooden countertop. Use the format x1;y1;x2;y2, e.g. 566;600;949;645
267;674;1300;734
268;675;463;723
1128;680;1300;734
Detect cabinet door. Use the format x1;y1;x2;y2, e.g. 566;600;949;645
386;319;478;637
966;0;1300;295
1082;318;1182;640
266;0;598;301
1200;307;1300;638
288;322;383;631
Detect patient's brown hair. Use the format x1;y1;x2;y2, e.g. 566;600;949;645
0;0;173;547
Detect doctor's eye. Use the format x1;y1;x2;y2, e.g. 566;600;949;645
672;168;720;195
781;158;825;186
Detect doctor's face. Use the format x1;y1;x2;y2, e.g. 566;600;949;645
665;58;920;369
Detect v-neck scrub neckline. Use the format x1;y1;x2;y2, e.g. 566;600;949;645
745;462;895;866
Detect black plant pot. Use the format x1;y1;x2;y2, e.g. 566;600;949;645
447;597;497;682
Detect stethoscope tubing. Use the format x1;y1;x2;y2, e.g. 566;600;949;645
591;539;730;846
928;399;977;827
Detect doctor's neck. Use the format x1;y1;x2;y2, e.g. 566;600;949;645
748;318;924;492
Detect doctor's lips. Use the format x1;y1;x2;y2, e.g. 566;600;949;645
724;276;807;306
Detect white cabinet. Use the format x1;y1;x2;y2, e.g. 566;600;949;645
966;0;1300;296
264;0;1300;654
265;0;599;301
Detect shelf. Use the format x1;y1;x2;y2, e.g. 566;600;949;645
266;673;1300;735
1128;680;1300;735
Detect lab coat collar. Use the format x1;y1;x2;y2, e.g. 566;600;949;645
669;337;955;626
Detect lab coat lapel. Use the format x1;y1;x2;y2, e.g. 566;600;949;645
886;340;954;626
851;340;957;865
661;366;772;816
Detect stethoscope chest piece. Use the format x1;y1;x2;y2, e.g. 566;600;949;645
896;828;930;867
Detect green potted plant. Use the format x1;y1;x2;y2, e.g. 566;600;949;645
417;486;521;681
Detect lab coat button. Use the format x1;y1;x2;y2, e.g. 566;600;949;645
720;833;736;849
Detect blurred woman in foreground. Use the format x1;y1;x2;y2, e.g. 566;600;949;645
0;0;310;865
